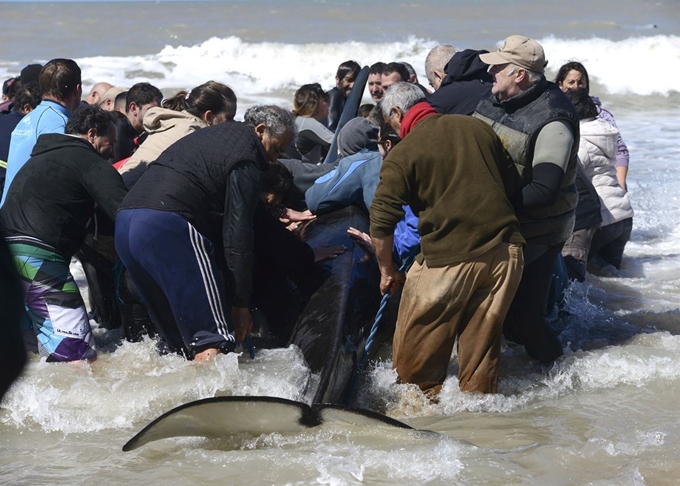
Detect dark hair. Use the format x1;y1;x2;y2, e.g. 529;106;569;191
358;103;374;118
383;62;410;82
336;60;361;81
564;88;598;120
162;81;237;121
39;59;81;100
114;91;128;111
555;61;590;94
262;162;293;199
2;77;17;96
125;82;163;113
12;81;41;113
4;77;21;100
292;83;329;118
378;110;400;145
65;104;116;137
369;62;386;76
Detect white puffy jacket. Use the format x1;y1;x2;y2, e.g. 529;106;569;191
578;118;633;227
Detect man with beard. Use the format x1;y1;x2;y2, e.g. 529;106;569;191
325;60;361;132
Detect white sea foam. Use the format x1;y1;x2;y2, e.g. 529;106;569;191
539;35;680;96
0;342;310;434
357;328;680;419
2;34;676;117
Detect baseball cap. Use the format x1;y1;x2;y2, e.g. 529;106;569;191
479;35;547;73
98;87;127;107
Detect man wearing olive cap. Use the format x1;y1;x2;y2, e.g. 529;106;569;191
474;35;579;364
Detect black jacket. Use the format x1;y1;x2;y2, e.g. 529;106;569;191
427;49;493;116
0;133;127;258
119;121;269;307
0;110;24;163
325;87;345;132
573;162;602;231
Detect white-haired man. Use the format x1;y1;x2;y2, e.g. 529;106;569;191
370;83;524;397
474;35;580;363
424;44;457;91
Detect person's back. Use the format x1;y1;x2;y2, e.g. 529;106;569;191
305;117;381;214
0;133;125;257
579;117;632;226
428;49;493;115
120;121;267;243
1;59;82;206
294;116;333;162
119;81;237;187
306;149;382;214
6;100;69;166
0;105;123;363
374;112;522;264
119;108;206;187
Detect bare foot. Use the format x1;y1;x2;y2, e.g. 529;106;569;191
67;357;96;367
194;348;219;362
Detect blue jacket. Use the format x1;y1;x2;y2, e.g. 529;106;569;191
393;205;420;268
305;148;421;268
305;149;382;215
1;100;69;206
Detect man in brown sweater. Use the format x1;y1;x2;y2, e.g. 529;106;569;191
370;82;525;396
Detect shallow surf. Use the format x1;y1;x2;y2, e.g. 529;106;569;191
2;1;680;483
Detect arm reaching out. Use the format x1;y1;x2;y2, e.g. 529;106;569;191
371;233;404;295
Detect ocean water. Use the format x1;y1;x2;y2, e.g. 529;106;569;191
1;1;680;484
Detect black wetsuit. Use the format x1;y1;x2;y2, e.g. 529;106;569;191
325;87;345;132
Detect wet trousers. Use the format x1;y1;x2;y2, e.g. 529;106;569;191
115;209;236;358
590;217;633;269
7;240;95;362
392;242;523;395
504;242;565;363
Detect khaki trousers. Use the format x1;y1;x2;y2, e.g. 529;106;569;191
392;242;523;395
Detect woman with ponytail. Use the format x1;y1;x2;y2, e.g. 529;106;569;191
292;83;334;164
118;81;237;188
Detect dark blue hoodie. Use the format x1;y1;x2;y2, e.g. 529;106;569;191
427;49;493;116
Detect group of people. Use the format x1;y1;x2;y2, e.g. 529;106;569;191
0;34;632;402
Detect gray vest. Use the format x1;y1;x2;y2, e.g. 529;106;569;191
474;77;579;244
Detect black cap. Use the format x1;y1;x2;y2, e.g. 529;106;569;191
2;77;17;95
20;64;43;85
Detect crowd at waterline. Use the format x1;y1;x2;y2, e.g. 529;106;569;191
0;34;638;418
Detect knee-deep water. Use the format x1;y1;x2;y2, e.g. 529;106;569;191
1;1;680;484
